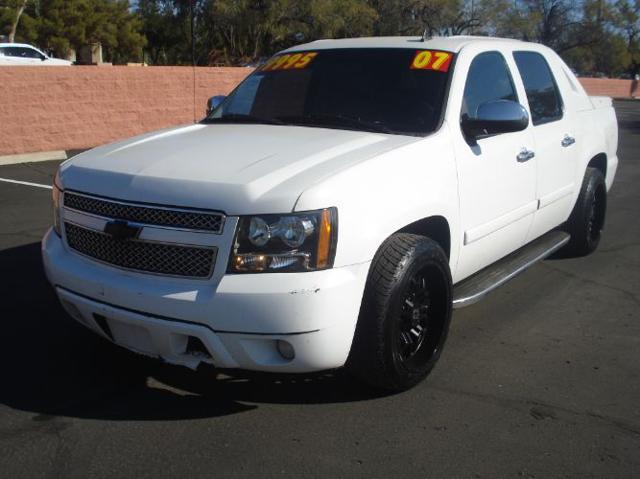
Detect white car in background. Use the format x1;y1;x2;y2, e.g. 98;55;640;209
0;43;72;66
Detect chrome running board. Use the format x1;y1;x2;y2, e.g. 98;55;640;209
453;230;570;309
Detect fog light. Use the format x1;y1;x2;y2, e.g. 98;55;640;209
276;340;295;360
61;300;83;321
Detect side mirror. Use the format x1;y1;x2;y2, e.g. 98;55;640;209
461;100;529;140
207;95;226;116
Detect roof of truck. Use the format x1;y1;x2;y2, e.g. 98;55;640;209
284;35;524;54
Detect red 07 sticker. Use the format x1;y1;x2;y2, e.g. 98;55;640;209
410;50;453;72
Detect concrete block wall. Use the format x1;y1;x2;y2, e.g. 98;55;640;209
578;78;635;98
0;67;634;156
0;66;252;156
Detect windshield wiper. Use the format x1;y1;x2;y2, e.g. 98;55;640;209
201;113;286;126
279;114;393;134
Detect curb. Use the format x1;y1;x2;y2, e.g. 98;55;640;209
0;149;90;166
0;150;67;166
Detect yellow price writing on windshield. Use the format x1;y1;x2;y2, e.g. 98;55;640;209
262;52;318;72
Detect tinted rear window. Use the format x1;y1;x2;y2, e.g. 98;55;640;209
513;51;563;125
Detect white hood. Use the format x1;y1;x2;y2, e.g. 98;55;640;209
61;123;418;215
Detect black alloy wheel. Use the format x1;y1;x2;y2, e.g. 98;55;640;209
563;167;607;257
348;233;453;392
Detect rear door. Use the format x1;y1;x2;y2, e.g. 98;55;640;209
513;51;578;240
451;50;538;281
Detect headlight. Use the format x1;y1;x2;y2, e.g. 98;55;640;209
52;171;63;236
229;208;338;273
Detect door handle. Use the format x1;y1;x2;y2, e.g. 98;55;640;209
517;149;535;162
561;135;576;147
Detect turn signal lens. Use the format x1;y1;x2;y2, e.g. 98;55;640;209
316;208;333;268
52;172;63;236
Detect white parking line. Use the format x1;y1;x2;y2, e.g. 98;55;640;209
0;177;52;190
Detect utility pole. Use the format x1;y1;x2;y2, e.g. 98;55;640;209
190;0;196;67
190;0;196;123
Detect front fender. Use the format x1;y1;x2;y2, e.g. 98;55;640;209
294;129;461;275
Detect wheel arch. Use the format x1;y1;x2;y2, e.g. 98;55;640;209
395;215;451;260
588;153;607;180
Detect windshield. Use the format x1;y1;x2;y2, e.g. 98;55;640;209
204;48;454;136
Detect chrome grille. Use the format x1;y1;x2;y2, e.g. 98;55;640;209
64;192;224;233
64;222;216;278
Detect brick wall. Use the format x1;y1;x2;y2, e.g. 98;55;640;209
0;67;635;156
578;78;636;98
0;66;252;156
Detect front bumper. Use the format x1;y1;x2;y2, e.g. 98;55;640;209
42;229;370;372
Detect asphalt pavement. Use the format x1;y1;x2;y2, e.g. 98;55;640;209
0;102;638;478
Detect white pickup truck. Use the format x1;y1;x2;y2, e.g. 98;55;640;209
43;36;618;391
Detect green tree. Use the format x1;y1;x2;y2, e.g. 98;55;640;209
137;0;376;65
133;0;639;74
308;0;378;38
103;0;147;63
35;0;146;62
5;0;26;42
137;0;185;64
202;0;333;64
137;0;211;65
613;0;640;73
369;0;482;37
0;0;38;43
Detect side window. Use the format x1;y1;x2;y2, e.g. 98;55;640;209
22;47;44;59
2;47;19;57
513;51;563;125
223;75;264;116
4;47;43;59
461;52;518;119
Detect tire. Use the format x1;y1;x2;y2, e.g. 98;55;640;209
347;233;453;392
562;167;607;257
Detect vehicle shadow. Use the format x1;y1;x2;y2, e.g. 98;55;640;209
0;242;386;422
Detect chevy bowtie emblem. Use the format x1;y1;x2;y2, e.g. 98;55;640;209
103;220;141;240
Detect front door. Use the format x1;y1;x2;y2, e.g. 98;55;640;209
451;50;537;281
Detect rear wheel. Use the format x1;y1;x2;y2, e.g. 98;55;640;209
347;234;452;392
562;167;607;257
